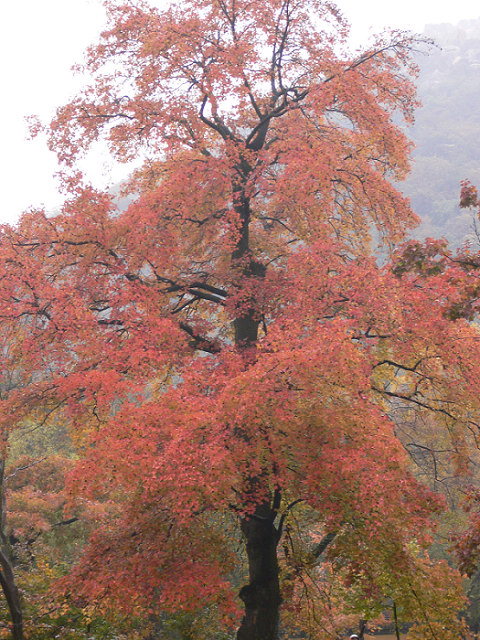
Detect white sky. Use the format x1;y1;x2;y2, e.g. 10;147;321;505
2;0;480;225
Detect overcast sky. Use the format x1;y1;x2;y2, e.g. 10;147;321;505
2;0;480;225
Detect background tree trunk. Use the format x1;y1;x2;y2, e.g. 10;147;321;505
0;461;23;640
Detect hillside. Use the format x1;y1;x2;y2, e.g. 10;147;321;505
402;18;480;246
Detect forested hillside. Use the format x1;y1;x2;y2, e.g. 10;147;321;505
404;18;480;245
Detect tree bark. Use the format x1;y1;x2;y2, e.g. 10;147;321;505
237;504;281;640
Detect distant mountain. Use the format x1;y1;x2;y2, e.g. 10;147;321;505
401;18;480;246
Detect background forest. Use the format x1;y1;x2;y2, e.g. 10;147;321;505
403;18;480;245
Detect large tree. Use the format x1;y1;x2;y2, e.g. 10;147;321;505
2;0;480;638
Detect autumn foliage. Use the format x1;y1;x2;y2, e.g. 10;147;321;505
1;0;480;638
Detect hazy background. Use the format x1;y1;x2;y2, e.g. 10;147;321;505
2;0;480;225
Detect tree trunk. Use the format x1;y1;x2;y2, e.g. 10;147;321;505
234;285;282;640
0;461;23;640
0;552;23;640
234;305;282;640
232;157;281;640
237;504;281;640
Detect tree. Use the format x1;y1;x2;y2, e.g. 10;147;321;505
2;0;480;638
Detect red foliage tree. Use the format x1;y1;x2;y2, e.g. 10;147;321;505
0;1;479;638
